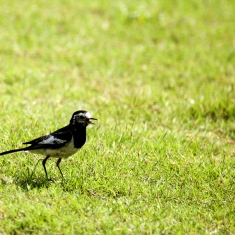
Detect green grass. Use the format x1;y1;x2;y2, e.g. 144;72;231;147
0;0;235;234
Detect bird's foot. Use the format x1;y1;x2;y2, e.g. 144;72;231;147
47;178;55;182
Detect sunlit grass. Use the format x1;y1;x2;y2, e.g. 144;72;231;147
0;0;235;234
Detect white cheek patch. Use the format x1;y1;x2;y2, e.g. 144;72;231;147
39;135;67;145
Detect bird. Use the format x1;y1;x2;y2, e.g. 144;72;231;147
0;110;97;180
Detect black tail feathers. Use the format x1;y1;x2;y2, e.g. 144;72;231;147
0;148;27;156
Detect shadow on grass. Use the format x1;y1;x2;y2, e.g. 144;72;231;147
13;175;84;192
13;175;52;190
9;162;80;191
3;158;61;190
2;172;131;199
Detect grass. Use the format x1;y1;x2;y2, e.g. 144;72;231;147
0;0;235;234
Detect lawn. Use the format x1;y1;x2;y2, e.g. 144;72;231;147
0;0;235;234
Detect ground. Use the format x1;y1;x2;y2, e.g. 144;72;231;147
0;0;234;234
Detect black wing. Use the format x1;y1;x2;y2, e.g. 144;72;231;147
23;125;72;150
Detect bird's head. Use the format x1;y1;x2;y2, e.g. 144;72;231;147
70;110;97;127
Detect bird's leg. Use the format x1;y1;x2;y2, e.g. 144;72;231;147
42;156;50;180
30;158;45;178
56;158;64;179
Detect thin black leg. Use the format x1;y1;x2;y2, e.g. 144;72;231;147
56;158;64;179
42;156;50;179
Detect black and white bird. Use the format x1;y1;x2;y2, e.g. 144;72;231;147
0;110;97;180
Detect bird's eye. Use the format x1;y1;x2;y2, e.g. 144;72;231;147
80;116;85;119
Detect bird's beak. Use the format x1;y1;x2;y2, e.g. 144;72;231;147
88;117;97;124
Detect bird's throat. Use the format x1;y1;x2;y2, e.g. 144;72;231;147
72;124;87;149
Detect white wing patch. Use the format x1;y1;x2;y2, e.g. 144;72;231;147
38;135;67;145
30;137;78;158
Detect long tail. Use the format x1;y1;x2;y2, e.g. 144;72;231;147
0;148;27;156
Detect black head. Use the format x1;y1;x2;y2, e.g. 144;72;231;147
70;110;97;127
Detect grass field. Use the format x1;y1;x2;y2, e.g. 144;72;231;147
0;0;235;234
